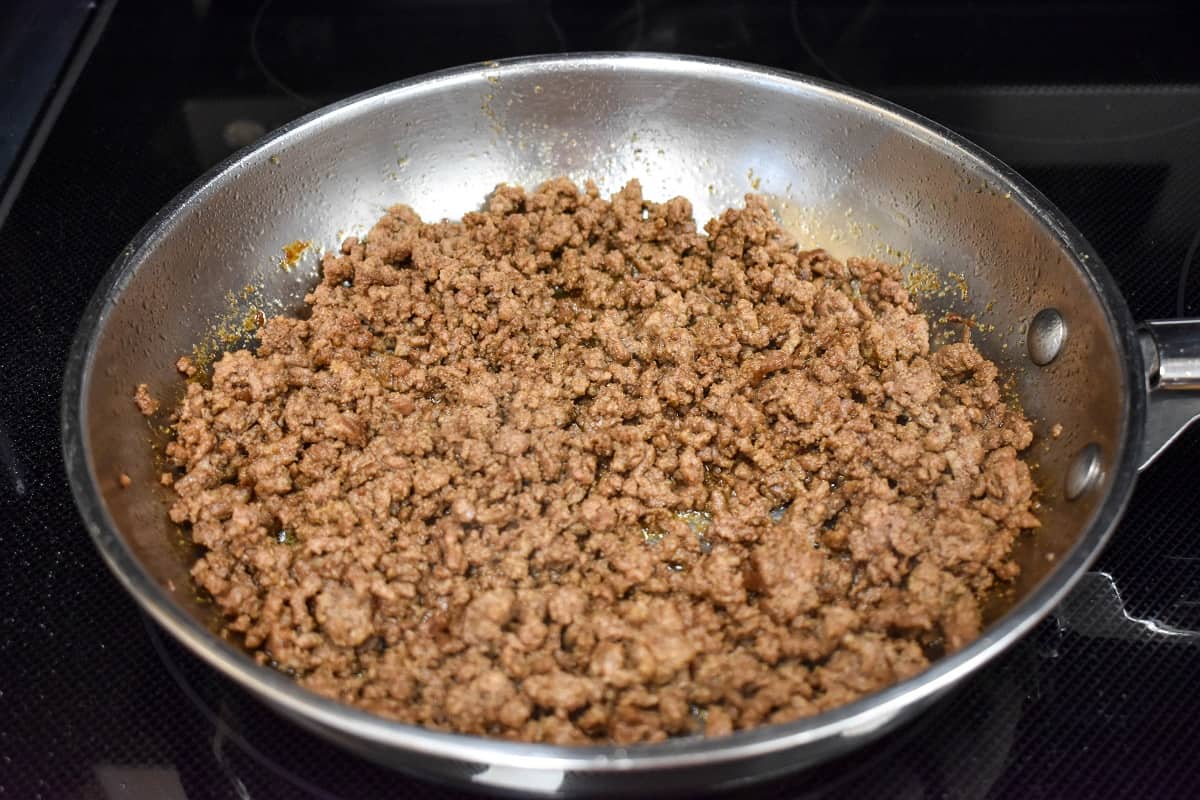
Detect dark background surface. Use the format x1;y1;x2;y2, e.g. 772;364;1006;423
0;0;94;221
2;1;1200;798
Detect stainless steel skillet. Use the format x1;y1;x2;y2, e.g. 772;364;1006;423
61;54;1200;796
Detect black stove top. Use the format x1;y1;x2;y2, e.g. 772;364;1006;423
3;1;1200;798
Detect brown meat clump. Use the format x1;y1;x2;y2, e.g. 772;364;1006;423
163;178;1038;744
133;383;159;416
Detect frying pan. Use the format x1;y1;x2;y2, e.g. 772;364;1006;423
61;54;1200;795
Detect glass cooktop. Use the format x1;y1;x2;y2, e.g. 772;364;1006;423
2;1;1199;798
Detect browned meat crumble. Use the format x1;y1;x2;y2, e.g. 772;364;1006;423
160;178;1038;744
134;382;159;416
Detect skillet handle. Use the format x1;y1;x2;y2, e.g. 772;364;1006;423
1138;319;1200;471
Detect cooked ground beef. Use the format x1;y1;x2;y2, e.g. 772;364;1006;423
134;382;159;416
161;178;1038;744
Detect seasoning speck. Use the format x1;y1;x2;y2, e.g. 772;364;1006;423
281;240;311;271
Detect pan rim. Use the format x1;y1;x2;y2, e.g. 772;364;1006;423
60;51;1145;774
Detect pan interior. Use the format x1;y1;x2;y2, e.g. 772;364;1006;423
79;57;1126;694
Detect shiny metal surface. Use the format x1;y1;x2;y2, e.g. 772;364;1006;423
59;54;1194;794
1065;443;1104;501
1137;321;1200;469
1144;319;1200;389
1027;308;1067;366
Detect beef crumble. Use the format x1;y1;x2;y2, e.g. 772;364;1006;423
162;178;1038;744
134;382;159;416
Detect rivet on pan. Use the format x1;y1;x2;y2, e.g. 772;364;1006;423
1065;443;1103;501
1028;308;1067;366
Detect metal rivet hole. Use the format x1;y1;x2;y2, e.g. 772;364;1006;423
1065;443;1102;501
1028;308;1067;366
